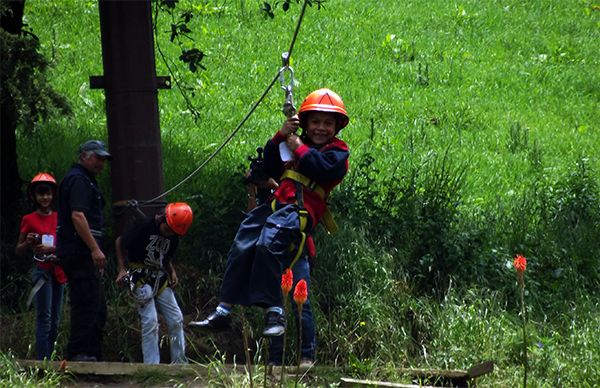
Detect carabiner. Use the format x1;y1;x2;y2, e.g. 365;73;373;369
278;52;296;117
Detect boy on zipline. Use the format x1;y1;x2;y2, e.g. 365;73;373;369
190;88;349;337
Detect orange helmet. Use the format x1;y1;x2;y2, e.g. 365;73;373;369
298;88;349;131
28;172;57;199
165;202;193;236
31;172;57;186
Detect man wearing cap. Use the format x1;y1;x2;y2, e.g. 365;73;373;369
57;139;112;362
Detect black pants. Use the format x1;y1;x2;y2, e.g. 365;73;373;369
63;260;106;360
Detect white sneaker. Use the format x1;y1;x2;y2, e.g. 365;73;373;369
299;358;315;370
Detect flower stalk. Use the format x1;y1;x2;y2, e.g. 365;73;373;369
293;279;308;388
279;268;293;387
513;254;528;388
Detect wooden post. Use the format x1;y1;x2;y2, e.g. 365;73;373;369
92;0;171;234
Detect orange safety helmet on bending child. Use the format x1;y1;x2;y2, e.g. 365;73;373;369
165;202;194;236
298;88;349;132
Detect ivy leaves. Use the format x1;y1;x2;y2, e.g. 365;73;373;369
261;0;326;19
158;0;205;73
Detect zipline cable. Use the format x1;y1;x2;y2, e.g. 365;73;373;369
145;72;281;204
139;0;310;206
285;0;309;60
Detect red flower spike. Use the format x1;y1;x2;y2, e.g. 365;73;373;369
293;279;308;305
281;268;293;295
513;254;527;273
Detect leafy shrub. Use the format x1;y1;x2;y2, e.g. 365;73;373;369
337;144;479;295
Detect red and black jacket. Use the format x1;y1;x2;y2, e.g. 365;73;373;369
263;130;349;227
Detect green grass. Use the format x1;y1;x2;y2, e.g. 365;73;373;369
6;0;599;386
0;352;67;387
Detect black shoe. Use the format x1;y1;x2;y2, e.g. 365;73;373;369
262;311;286;337
188;311;231;331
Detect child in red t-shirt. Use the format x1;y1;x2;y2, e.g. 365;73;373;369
16;172;67;360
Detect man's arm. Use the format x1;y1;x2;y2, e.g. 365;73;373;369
72;210;106;272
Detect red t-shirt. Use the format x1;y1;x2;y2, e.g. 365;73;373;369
19;211;67;284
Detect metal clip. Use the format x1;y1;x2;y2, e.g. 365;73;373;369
281;51;290;67
279;52;296;117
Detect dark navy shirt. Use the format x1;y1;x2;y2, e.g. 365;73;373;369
56;164;106;257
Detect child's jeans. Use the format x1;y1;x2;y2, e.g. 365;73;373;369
33;267;65;360
220;202;305;308
268;256;316;364
137;286;187;364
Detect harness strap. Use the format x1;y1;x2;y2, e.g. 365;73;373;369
280;170;326;199
270;200;310;269
129;262;169;297
280;169;338;234
289;226;307;269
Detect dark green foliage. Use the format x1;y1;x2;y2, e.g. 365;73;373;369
0;30;71;133
338;145;474;295
336;142;600;305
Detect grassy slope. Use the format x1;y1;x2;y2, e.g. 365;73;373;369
22;0;599;201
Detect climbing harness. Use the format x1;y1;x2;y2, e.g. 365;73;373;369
32;253;58;263
281;170;326;199
27;254;60;308
121;263;169;305
273;169;339;269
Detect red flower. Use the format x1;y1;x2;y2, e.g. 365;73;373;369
513;254;527;273
281;268;293;295
293;279;308;305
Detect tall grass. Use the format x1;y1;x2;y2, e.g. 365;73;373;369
4;0;598;385
0;352;66;387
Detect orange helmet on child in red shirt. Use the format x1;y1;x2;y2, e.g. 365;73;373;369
28;172;57;200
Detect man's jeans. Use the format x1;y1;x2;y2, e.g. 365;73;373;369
137;286;187;364
268;257;316;364
33;267;65;360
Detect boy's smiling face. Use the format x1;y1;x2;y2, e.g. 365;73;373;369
304;111;337;146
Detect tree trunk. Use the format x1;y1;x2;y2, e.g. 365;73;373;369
1;0;26;243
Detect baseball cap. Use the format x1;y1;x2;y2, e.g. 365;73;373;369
79;140;112;160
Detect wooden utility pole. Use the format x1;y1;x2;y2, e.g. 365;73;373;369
91;0;170;234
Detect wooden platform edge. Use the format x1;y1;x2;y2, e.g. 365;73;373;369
15;359;217;377
395;367;467;379
466;360;494;378
340;377;443;388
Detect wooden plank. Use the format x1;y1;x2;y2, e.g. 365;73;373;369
16;359;215;377
466;361;494;378
340;377;445;388
395;367;468;379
